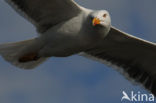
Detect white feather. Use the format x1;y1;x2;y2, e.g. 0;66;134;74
0;38;48;69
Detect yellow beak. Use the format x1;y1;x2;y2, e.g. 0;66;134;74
92;18;101;26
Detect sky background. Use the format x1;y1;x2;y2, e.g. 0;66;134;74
0;0;156;103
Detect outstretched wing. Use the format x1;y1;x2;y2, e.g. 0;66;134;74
81;27;156;95
5;0;82;33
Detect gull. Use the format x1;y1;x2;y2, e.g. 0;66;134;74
0;0;156;95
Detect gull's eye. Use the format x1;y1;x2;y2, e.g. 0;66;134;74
103;14;107;18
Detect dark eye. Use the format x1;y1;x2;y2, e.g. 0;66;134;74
103;14;107;18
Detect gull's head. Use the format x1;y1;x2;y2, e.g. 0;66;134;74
90;10;111;33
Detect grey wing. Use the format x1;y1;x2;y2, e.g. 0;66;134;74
81;27;156;95
5;0;82;33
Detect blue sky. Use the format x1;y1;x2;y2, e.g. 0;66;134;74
0;0;156;103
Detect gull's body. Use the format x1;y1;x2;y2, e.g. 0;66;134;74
39;9;110;57
39;9;93;57
0;0;156;95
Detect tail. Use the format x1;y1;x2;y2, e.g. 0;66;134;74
0;38;48;69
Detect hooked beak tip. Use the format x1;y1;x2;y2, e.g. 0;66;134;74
92;18;101;26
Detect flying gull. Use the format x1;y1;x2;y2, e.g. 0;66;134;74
0;0;156;95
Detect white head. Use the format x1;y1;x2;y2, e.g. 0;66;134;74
90;10;111;34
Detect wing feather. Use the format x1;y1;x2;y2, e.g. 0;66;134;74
81;27;156;95
5;0;82;33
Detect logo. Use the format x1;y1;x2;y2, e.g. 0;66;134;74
121;91;155;102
